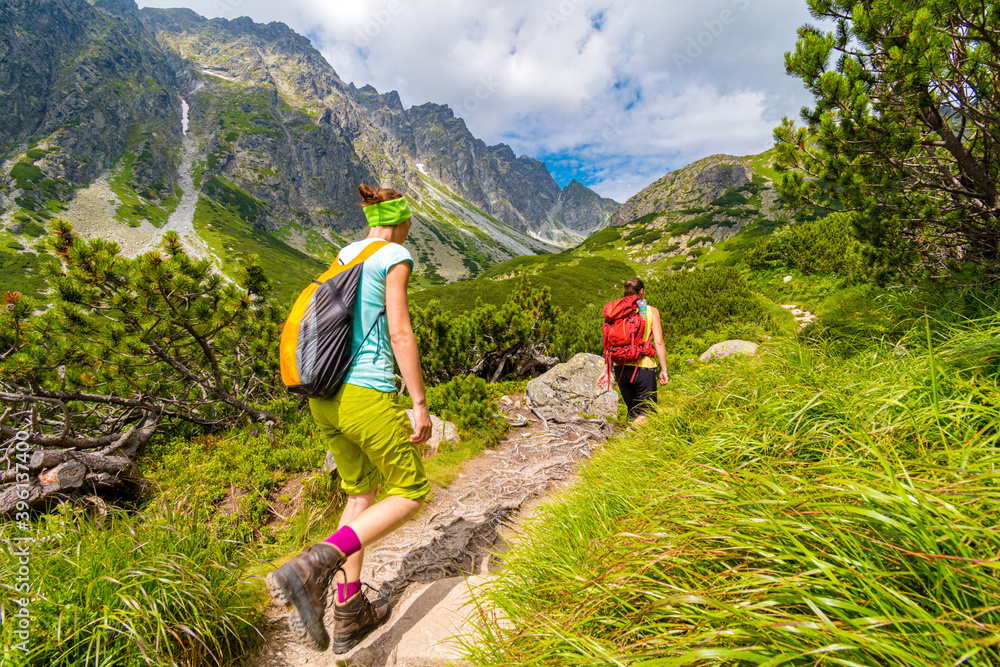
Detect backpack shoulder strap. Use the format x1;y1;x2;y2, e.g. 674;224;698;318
318;240;389;283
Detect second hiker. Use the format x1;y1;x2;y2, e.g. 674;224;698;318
267;184;433;654
601;278;669;425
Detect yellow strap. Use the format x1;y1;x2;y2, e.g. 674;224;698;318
315;240;389;284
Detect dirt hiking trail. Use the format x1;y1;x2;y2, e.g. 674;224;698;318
250;412;614;667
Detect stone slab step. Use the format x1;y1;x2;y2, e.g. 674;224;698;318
254;576;487;667
338;575;486;667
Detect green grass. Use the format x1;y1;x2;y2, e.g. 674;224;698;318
0;498;264;666
272;221;344;264
140;402;333;540
701;215;789;268
192;195;326;307
710;187;750;208
743;147;783;181
423;436;490;486
215;89;286;140
463;309;1000;666
412;254;636;314
575;225;622;252
747;267;862;316
647;266;779;348
17;219;47;238
108;153;179;228
204;177;264;223
9;160;45;189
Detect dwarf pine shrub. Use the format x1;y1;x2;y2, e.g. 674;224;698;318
426;374;509;445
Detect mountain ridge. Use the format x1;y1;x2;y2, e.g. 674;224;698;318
0;0;618;300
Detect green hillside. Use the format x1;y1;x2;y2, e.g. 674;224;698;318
193;195;327;306
411;250;635;313
411;150;807;318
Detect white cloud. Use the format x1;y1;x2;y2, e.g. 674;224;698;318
137;0;817;201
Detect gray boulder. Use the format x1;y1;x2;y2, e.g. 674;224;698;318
699;340;759;362
526;353;618;420
406;410;459;458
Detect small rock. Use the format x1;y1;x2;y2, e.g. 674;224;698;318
406;410;459;458
699;340;759;362
505;414;529;427
322;450;338;475
783;275;793;283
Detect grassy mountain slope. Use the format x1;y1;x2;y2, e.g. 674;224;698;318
412;150;797;313
607;151;790;271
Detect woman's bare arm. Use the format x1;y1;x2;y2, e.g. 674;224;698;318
386;262;432;443
650;307;669;384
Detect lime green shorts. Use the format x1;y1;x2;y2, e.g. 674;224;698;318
308;384;430;500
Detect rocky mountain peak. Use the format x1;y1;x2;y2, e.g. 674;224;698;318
607;152;784;268
611;154;755;227
354;85;405;113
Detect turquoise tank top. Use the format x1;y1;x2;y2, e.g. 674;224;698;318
336;239;413;393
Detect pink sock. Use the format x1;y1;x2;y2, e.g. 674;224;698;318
337;580;362;603
324;526;361;557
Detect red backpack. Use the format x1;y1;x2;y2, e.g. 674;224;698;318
602;295;656;381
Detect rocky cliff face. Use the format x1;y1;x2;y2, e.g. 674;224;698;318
543;180;621;245
353;93;619;244
142;7;387;233
2;0;616;296
0;0;180;209
138;7;560;283
610;155;754;227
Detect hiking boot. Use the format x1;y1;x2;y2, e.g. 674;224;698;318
332;586;391;654
266;543;346;651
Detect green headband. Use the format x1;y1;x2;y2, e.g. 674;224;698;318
363;197;412;227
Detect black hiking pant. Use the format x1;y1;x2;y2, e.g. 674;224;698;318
614;365;657;421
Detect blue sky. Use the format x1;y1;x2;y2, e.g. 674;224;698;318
137;0;818;202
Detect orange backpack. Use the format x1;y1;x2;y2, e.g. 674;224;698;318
280;240;387;399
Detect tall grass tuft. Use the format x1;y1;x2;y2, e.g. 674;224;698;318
463;311;1000;665
0;496;263;666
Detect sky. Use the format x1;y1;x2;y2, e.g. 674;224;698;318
136;0;819;202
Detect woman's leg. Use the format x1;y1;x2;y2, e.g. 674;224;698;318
269;387;428;652
334;491;424;586
347;494;425;545
615;365;640;421
631;368;658;426
335;491;375;592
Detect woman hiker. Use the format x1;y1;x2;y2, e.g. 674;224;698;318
266;185;433;654
614;278;669;425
